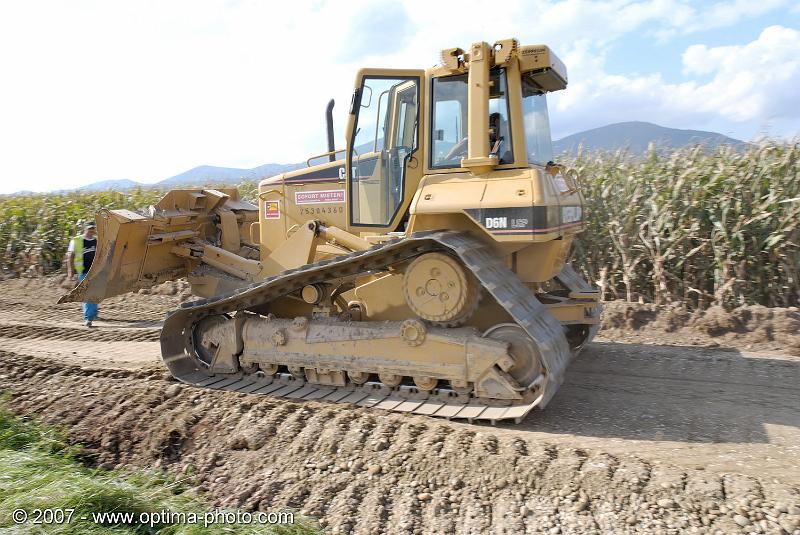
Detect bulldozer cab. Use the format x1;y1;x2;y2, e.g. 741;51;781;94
346;69;423;232
344;42;567;235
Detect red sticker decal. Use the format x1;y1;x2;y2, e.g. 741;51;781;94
295;189;345;205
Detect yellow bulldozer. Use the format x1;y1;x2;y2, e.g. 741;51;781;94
62;39;601;423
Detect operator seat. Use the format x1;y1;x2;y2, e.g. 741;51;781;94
489;112;512;163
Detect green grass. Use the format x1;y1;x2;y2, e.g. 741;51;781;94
0;399;320;535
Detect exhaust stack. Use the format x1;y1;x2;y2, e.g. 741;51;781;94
326;99;335;162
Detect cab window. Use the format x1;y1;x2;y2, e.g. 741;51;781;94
430;73;466;167
349;76;419;227
521;75;554;165
430;68;513;168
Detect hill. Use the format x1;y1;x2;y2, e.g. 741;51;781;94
156;163;303;187
50;122;749;193
73;163;303;193
553;121;746;155
76;179;141;191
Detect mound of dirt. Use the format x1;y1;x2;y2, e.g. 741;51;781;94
44;272;193;300
600;302;800;355
2;352;798;535
136;280;194;302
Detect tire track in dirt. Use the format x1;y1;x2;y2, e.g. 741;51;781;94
2;278;798;532
5;351;797;534
0;278;182;327
0;323;160;342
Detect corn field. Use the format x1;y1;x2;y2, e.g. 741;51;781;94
0;185;258;277
0;143;797;308
572;142;799;308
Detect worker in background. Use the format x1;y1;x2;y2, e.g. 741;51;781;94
66;221;99;327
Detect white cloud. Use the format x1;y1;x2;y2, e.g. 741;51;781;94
0;0;365;192
686;0;792;32
549;25;800;138
653;0;793;40
0;0;797;193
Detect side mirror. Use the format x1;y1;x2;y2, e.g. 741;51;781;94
360;85;373;108
349;86;373;114
435;129;445;141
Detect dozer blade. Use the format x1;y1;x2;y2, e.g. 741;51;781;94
59;208;193;304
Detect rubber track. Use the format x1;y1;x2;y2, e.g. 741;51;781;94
160;230;582;423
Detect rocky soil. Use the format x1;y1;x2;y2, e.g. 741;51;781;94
0;276;798;534
599;301;800;355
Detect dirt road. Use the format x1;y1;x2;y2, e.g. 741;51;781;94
1;277;798;534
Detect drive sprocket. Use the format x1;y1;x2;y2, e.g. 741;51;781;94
402;252;479;326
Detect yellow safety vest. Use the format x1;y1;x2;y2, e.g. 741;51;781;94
71;236;85;273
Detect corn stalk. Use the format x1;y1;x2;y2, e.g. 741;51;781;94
571;140;799;309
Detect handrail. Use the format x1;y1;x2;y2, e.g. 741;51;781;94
306;150;345;167
374;89;390;151
258;189;282;200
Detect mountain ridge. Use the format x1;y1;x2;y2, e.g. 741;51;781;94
61;121;747;193
553;121;745;155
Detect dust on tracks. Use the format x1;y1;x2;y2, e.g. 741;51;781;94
1;352;798;534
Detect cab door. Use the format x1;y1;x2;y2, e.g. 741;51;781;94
345;69;424;233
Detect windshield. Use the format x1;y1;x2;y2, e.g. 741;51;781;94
430;68;513;168
521;76;554;165
430;73;466;167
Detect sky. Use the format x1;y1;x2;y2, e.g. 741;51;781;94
0;0;798;193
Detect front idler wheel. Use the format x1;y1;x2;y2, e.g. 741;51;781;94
483;324;544;388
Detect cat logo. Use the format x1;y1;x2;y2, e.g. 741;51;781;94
485;217;508;229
